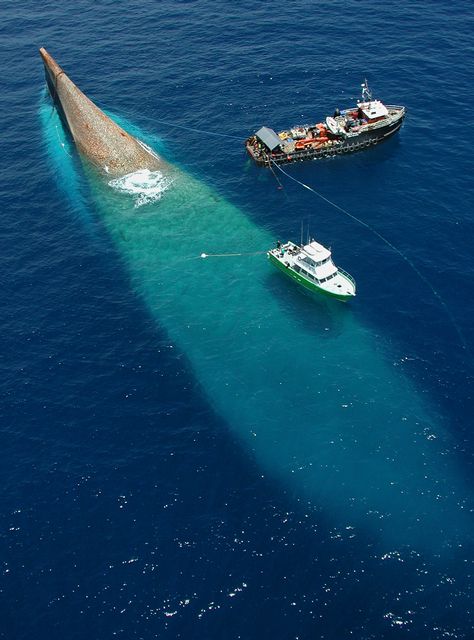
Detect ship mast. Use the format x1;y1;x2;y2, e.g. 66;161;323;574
361;79;373;102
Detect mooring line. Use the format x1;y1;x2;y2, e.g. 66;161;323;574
272;160;468;352
135;114;244;141
200;250;268;259
267;157;284;190
55;124;72;157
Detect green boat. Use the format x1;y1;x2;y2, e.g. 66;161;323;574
268;240;356;301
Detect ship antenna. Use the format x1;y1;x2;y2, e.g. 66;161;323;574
361;78;372;102
300;219;303;247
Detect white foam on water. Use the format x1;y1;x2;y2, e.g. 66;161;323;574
108;169;173;208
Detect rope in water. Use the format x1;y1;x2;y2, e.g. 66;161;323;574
271;160;467;351
55;124;72;157
137;114;244;141
268;158;284;189
200;250;268;258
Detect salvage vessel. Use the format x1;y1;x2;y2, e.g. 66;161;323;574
246;81;405;166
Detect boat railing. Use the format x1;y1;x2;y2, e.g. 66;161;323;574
386;105;406;118
338;267;356;288
273;142;343;160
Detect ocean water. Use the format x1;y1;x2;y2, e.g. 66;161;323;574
1;1;474;639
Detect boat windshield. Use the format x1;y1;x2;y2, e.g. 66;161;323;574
301;255;331;268
319;272;338;283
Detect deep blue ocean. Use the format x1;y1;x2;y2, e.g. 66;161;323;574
1;1;474;638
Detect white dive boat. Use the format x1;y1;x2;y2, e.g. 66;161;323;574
268;239;356;301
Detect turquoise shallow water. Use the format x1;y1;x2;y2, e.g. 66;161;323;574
2;1;474;638
53;111;474;636
43;103;472;553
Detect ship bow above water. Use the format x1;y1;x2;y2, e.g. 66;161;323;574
39;47;167;177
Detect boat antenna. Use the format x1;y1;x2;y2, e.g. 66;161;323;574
300;219;303;247
361;79;372;102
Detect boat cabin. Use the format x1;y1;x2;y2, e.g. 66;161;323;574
357;99;389;123
303;242;331;265
296;241;339;283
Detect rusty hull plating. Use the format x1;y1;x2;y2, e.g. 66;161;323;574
39;47;166;177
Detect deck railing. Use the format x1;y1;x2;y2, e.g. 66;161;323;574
338;267;356;289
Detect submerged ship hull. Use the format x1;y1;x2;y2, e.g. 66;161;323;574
39;47;165;177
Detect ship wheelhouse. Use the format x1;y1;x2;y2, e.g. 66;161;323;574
297;241;339;284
